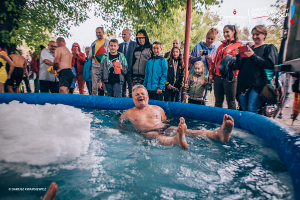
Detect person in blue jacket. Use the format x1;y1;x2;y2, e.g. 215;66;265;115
143;41;168;101
189;28;218;77
69;66;77;94
83;47;92;95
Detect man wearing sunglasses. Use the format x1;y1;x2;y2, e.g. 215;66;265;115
39;41;59;93
164;39;182;58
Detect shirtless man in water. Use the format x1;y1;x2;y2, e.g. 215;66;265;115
120;84;234;149
54;37;73;93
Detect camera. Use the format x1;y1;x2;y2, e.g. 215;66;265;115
202;50;208;55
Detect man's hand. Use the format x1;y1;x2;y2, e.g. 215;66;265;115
244;46;254;57
157;88;162;94
53;63;59;70
76;49;80;56
167;84;172;90
7;74;11;80
52;69;55;74
99;82;103;90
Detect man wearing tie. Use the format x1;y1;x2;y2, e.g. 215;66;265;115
118;29;138;98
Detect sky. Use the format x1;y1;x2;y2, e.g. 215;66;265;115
64;0;279;51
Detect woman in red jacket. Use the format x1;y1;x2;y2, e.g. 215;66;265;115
72;43;86;94
208;25;243;110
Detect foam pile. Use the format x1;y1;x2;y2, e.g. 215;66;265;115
0;101;92;165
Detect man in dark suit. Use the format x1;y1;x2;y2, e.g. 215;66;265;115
118;29;138;98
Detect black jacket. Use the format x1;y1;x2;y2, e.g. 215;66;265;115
235;44;278;95
165;59;185;89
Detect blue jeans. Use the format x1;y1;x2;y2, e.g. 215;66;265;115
105;83;122;97
34;77;39;93
239;88;262;113
86;81;92;95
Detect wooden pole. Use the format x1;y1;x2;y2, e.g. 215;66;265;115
182;0;192;101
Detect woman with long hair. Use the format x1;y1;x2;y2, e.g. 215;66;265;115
209;25;244;110
0;43;14;93
164;47;185;102
234;25;278;113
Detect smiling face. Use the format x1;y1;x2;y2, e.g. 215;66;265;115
152;44;162;56
194;63;204;75
96;28;104;40
172;48;180;59
138;37;145;46
205;33;216;47
223;27;235;41
252;29;266;45
132;87;149;108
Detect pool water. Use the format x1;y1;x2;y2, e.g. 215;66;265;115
0;104;294;199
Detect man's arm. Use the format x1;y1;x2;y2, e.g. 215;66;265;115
23;58;27;74
159;106;167;122
44;59;54;66
53;48;60;70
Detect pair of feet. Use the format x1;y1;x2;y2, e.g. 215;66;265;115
175;114;234;149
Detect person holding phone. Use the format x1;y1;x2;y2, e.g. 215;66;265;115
208;25;244;110
99;39;128;97
234;25;278;113
190;28;218;77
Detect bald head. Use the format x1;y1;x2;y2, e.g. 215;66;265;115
122;29;131;42
173;39;181;48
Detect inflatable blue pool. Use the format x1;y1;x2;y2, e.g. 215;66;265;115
0;93;299;199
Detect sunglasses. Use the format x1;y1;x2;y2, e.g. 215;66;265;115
50;45;57;48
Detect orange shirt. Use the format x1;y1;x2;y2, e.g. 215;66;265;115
209;38;244;76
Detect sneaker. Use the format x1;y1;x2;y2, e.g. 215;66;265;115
286;104;290;108
278;113;282;119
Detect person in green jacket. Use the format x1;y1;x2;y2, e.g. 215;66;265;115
184;61;211;105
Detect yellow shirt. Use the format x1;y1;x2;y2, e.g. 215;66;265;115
94;38;105;64
0;51;8;83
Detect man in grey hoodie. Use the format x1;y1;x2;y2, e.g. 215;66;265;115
132;30;152;86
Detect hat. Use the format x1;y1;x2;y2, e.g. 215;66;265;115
136;32;146;38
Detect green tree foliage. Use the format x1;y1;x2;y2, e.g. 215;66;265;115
266;0;286;50
1;0;91;53
140;8;221;54
1;0;222;53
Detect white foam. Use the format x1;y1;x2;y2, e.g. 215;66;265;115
0;101;92;165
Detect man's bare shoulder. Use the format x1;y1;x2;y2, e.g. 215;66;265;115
151;105;164;112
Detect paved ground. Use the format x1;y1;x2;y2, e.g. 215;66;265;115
206;90;300;134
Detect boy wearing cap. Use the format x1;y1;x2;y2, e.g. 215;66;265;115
132;29;153;86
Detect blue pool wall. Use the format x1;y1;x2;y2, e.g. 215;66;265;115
0;93;299;200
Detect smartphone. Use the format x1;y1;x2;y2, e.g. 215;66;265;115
202;50;208;55
238;46;249;57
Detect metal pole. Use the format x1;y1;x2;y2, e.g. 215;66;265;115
182;0;192;101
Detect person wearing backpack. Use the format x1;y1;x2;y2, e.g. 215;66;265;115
234;25;278;113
